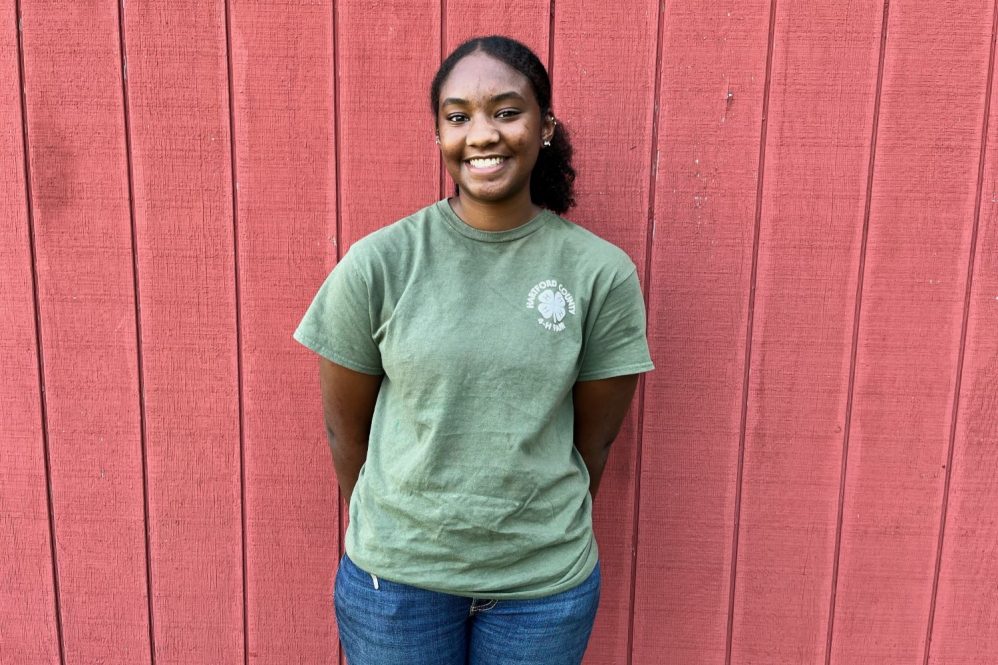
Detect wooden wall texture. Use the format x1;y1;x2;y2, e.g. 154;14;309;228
2;1;997;663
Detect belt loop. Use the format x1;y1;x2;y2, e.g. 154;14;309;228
370;573;380;590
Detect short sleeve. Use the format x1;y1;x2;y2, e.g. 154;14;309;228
577;270;655;381
293;251;383;375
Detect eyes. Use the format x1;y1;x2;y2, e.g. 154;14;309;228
444;109;523;124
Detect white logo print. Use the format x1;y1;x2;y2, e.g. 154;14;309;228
538;290;567;322
526;279;577;332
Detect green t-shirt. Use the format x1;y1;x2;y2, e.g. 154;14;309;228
294;199;654;599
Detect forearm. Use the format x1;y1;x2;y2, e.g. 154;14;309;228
326;428;368;507
576;440;613;500
317;358;382;508
572;374;640;503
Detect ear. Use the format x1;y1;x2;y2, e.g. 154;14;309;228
542;114;557;143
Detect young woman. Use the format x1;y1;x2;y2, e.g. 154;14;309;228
295;35;654;665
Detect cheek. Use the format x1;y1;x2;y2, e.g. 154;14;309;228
518;139;542;171
437;137;463;165
514;126;542;157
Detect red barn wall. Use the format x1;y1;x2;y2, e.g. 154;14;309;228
2;1;996;663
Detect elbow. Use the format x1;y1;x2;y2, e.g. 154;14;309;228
576;434;616;462
323;420;337;445
324;422;369;454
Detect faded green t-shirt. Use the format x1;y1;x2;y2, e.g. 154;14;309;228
294;199;654;599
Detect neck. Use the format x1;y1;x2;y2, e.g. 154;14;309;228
450;190;541;232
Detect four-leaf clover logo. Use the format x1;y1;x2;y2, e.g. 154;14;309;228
526;280;575;331
537;289;567;322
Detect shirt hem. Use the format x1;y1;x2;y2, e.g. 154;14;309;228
293;331;383;375
576;360;655;382
344;537;599;601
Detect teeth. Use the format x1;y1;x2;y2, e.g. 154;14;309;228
469;157;504;168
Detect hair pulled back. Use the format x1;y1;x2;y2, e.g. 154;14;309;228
430;35;576;214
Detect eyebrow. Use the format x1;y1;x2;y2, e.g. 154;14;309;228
440;91;527;107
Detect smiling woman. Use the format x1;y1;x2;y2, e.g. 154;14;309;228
435;51;553;224
294;35;654;665
431;37;576;228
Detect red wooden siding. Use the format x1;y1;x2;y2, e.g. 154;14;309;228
229;3;341;663
634;2;771;662
17;3;151;662
929;6;998;658
0;1;58;662
830;2;995;663
732;2;884;662
122;3;244;661
551;1;659;662
2;2;996;664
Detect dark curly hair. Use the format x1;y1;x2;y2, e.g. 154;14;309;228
429;35;576;214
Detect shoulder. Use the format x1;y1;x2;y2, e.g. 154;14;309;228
347;202;437;256
543;213;639;288
339;202;440;274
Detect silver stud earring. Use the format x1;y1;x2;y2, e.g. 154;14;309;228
543;139;552;148
435;135;440;145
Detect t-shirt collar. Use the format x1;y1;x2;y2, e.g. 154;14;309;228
437;198;552;243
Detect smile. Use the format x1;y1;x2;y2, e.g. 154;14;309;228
466;156;507;171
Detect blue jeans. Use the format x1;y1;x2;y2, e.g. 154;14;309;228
334;553;601;665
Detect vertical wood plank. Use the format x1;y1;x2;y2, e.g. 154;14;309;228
441;1;548;200
18;2;151;662
729;4;884;663
927;7;998;661
550;1;659;662
632;1;772;662
229;2;340;662
0;3;60;662
334;1;440;657
337;0;440;250
121;1;243;661
443;0;548;56
829;1;994;662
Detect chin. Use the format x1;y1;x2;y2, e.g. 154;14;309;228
464;188;510;203
459;180;530;205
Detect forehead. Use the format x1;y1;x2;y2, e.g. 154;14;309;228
439;51;537;105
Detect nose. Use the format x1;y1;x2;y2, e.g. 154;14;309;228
466;115;499;146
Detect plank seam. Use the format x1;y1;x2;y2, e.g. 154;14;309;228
333;3;346;664
626;0;667;662
921;1;998;662
333;0;346;567
438;0;447;199
724;1;779;662
333;0;343;267
547;0;555;85
15;2;66;662
115;1;156;661
823;2;891;662
222;2;250;664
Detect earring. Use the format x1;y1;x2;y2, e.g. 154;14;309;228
543;115;557;147
435;135;440;145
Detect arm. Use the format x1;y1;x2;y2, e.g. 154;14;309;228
572;374;640;501
318;358;383;507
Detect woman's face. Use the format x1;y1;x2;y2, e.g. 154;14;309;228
436;51;554;207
